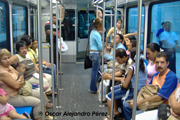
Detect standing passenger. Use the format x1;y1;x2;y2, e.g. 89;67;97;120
160;21;179;73
44;7;64;64
88;18;103;94
156;22;165;38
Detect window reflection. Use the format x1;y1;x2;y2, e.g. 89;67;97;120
0;2;7;48
12;5;27;52
61;9;75;41
78;11;95;39
128;7;145;50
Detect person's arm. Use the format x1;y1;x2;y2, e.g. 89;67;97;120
9;55;19;65
46;30;57;37
106;28;113;48
0;73;24;90
121;68;133;88
123;32;137;38
169;87;180;114
102;70;125;82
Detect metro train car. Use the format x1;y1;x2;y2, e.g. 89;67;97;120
0;0;180;120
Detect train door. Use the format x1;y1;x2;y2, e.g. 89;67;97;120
61;9;76;62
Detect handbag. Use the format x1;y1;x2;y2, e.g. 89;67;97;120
18;81;32;96
158;104;171;120
84;38;92;69
137;85;164;111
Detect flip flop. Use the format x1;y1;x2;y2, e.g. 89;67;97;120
46;103;53;109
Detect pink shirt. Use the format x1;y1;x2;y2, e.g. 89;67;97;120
146;61;157;85
0;89;11;115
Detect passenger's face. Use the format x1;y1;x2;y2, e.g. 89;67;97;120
53;16;56;23
117;21;122;28
116;35;120;44
125;38;130;46
127;43;132;51
165;23;171;31
0;55;11;67
18;46;27;57
155;57;169;73
116;56;125;64
98;10;102;18
17;64;26;74
32;40;38;49
146;48;157;61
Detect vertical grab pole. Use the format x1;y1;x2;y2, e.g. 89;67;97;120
132;0;142;119
50;0;55;119
59;5;63;90
96;2;98;18
110;0;117;120
37;0;45;119
100;0;105;104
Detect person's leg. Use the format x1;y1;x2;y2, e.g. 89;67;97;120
8;110;26;119
89;53;100;93
122;101;132;120
43;73;52;88
0;116;11;120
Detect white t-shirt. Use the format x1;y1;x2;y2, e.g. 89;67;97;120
160;30;179;48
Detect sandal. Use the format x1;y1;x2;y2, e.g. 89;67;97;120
103;115;110;120
88;90;99;94
46;90;57;96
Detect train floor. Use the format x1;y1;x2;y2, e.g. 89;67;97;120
47;63;108;120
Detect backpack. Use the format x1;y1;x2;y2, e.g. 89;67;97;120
137;85;164;111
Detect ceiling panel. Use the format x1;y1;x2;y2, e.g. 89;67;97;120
63;0;91;4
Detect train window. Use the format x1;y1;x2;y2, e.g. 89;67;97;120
150;1;180;77
30;9;34;39
0;2;7;48
127;6;145;50
78;11;95;38
61;9;75;41
12;5;27;52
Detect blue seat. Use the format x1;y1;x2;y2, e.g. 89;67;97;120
15;106;32;115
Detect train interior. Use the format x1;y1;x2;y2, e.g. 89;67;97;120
0;0;180;120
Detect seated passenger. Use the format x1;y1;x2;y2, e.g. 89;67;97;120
123;52;178;120
0;49;53;120
22;36;57;89
102;48;147;120
104;34;126;60
0;88;30;119
10;41;54;95
126;39;136;55
168;84;180;120
146;43;161;85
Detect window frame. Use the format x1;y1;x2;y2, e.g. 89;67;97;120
0;0;10;50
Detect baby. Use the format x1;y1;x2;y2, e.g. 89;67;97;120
14;62;49;91
0;88;30;119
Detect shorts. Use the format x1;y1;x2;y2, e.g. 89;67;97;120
0;105;15;118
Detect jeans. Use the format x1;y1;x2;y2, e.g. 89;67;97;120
107;85;134;102
43;64;57;89
89;53;101;93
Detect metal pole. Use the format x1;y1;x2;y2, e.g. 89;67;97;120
110;0;117;119
100;0;105;105
28;6;31;35
8;1;13;55
59;5;63;90
56;0;59;93
33;8;36;39
132;0;142;119
50;0;55;119
37;0;45;120
96;3;98;18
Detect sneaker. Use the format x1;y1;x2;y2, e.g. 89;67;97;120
23;112;30;118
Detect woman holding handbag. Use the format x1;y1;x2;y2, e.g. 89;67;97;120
88;18;103;94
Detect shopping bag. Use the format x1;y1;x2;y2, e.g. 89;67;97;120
98;80;110;102
58;37;68;52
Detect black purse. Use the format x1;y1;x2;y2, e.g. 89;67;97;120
158;104;171;120
84;38;92;69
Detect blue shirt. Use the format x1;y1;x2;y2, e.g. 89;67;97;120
104;43;126;60
90;30;102;51
156;28;164;37
131;63;147;92
149;70;178;101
